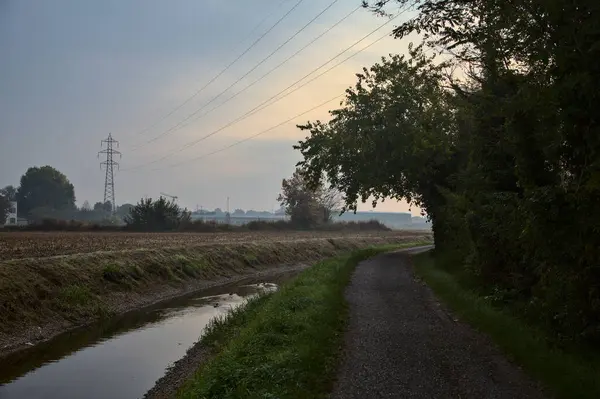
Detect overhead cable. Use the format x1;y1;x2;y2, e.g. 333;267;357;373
132;0;341;150
131;0;303;138
122;10;404;171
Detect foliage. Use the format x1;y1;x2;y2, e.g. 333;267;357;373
1;218;393;233
16;166;76;217
124;197;191;231
0;195;10;224
81;200;92;211
0;185;17;201
297;45;454;241
93;201;112;213
115;203;134;218
296;0;600;346
277;168;343;228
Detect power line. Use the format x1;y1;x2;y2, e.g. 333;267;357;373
160;4;362;138
122;9;405;172
132;0;303;138
166;94;344;169
242;0;296;42
133;0;342;150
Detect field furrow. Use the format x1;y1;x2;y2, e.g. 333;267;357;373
0;231;430;261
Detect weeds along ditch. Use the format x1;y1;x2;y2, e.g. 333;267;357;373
0;232;432;357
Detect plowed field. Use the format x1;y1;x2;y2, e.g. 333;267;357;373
0;231;429;261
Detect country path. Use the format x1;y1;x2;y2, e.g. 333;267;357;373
331;248;546;399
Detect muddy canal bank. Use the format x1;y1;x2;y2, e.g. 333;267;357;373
0;269;301;399
1;235;430;357
0;263;307;358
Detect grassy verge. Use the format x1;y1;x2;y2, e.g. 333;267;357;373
413;252;600;399
177;242;427;399
0;235;432;345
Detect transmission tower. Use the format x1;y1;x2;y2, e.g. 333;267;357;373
98;133;121;213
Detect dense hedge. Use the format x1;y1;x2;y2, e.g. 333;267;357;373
297;0;600;346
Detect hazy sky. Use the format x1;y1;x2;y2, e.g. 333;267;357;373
0;0;422;214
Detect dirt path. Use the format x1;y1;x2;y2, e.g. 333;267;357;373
331;249;546;399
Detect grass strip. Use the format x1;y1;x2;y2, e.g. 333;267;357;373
177;242;427;399
413;252;600;399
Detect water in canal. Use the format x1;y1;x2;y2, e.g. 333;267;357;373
0;274;292;399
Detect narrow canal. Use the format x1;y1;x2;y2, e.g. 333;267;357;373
0;272;297;399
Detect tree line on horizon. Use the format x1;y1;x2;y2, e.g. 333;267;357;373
0;165;385;232
0;166;134;225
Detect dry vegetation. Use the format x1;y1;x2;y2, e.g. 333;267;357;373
0;231;432;356
0;230;427;261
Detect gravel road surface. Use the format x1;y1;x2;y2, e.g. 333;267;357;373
331;249;546;399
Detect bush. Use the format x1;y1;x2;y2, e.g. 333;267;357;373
125;197;191;231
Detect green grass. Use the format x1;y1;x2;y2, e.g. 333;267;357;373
59;285;94;306
176;242;427;399
413;252;600;399
102;263;126;283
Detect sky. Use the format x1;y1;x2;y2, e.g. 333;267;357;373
0;0;422;215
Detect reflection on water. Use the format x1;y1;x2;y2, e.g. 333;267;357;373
0;278;283;399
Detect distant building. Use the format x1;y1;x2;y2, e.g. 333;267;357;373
334;211;413;229
1;201;28;227
4;201;18;226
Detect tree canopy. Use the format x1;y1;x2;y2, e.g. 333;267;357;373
296;0;600;345
0;186;17;201
16;166;76;217
297;46;454;218
125;197;191;231
0;195;10;223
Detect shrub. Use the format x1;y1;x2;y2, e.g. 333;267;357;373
125;197;191;231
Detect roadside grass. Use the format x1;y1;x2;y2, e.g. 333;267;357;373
201;293;274;352
176;242;428;399
413;252;600;399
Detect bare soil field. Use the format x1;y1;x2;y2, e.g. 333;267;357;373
0;230;428;261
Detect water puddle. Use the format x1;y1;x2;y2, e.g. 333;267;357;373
0;274;293;399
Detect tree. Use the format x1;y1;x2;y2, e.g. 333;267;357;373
1;185;17;201
317;185;343;223
81;200;92;211
93;202;104;212
296;0;600;345
277;168;342;228
116;203;134;218
16;166;76;216
125;197;191;231
0;195;10;224
296;46;455;237
232;209;245;216
102;201;113;213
